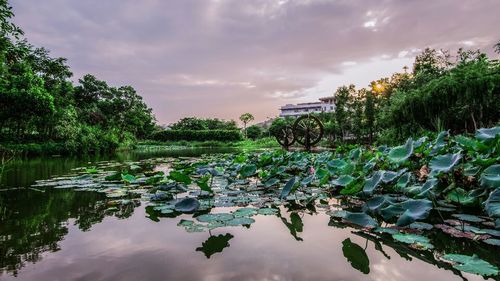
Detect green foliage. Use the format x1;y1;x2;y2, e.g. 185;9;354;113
441;254;499;276
239;113;255;139
151;130;242;142
0;3;155;154
169;117;238;131
246;125;264;140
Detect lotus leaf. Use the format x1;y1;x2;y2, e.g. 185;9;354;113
387;138;413;163
392;233;434;250
331;175;355;187
174;197;200;213
442;254;499;276
485;188;500;218
429;153;462;176
475;126;500;142
239;164;257;177
363;171;384;195
480;164;500;189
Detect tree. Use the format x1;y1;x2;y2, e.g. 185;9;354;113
364;90;376;142
495;40;500;54
239;113;254;139
334;85;356;140
246;125;263;140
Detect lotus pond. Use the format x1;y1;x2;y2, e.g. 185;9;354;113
1;128;500;281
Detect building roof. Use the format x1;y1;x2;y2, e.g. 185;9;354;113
319;96;335;102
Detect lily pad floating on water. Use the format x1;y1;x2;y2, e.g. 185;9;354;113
392;233;434;250
257;208;279;215
451;214;484;223
441;254;499;276
225;217;255;226
483;238;500;246
174;198;200;213
196;213;234;223
339;212;378;228
233;207;258;218
380;199;433;227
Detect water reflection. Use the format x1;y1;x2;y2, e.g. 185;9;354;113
278;211;304;241
342;238;370;274
0;192;495;281
196;233;234;258
0;147;239;189
0;150;498;281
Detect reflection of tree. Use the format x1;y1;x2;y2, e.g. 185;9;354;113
196;233;234;258
0;188;138;276
341;238;370;274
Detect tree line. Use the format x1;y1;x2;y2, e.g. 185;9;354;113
0;1;155;154
271;44;500;145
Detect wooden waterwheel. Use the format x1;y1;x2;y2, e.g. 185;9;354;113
275;125;296;149
292;115;324;150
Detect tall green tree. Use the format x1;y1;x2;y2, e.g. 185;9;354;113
239;113;254;138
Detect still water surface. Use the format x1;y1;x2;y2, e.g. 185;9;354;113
0;148;496;281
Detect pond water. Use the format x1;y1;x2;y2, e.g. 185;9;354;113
0;148;497;281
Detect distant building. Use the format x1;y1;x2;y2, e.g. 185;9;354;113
279;96;335;117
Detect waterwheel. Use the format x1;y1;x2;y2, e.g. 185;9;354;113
275;125;295;149
293;115;324;150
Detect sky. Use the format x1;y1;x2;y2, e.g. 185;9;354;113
10;0;500;125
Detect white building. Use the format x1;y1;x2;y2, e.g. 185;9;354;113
279;96;335;117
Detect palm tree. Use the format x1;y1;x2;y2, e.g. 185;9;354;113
239;113;254;139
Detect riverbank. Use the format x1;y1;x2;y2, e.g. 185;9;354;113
137;137;280;150
0;137;281;157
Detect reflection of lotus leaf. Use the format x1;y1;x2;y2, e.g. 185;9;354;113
196;234;234;258
342;238;370;274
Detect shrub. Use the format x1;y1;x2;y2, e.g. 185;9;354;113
246;125;264;140
151;130;242;142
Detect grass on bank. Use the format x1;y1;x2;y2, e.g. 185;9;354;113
137;137;280;150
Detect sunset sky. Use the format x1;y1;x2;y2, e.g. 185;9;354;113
11;0;500;125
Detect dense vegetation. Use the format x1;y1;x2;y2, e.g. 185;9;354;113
271;45;500;146
33;126;500;277
0;1;155;155
152;129;242;142
151;117;242;142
